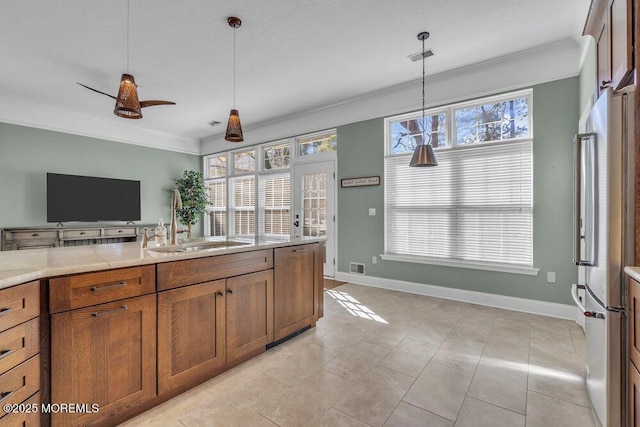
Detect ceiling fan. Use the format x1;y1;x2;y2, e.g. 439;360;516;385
77;75;175;119
77;0;175;119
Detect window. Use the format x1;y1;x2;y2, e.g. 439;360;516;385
384;90;535;273
204;129;337;239
297;131;337;156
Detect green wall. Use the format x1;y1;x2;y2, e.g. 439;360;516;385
0;123;202;235
337;77;579;305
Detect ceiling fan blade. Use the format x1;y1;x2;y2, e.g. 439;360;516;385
77;83;117;100
139;100;176;108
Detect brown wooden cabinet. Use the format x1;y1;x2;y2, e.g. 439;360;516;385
584;0;635;94
226;270;274;363
631;278;640;373
157;280;227;395
274;243;323;341
51;294;157;426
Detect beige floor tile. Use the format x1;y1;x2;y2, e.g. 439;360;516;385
264;343;340;386
528;347;590;407
296;369;357;401
180;408;276;427
407;317;458;346
529;316;572;338
315;408;370;427
530;327;576;356
402;362;474;421
431;335;485;373
334;365;415;426
378;337;438;377
454;397;524;427
525;391;596;427
316;330;363;352
449;317;494;342
383;402;453;427
438;300;499;322
362;323;412;349
467;358;528;414
324;341;390;382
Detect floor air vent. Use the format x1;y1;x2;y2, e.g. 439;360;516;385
349;262;365;275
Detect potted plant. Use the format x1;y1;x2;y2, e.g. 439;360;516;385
172;170;208;239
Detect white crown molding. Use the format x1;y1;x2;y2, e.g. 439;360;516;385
0;96;201;155
201;38;582;155
334;271;577;320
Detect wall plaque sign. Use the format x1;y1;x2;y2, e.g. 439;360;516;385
340;176;380;188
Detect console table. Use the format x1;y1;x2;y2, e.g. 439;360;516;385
1;225;153;250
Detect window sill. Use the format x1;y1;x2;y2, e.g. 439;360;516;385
379;253;540;276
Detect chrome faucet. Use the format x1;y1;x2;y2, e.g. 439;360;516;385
170;189;186;245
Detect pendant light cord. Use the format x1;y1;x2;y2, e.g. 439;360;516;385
126;0;130;74
421;35;426;146
233;26;236;109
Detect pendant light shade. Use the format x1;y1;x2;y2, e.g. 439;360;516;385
225;17;243;142
409;144;438;167
409;31;437;167
225;109;243;142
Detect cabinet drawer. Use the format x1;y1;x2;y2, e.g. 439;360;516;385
157;249;273;291
7;230;58;242
61;229;101;240
104;227;137;237
49;265;155;313
0;355;40;419
0;318;38;375
0;391;40;426
0;281;40;333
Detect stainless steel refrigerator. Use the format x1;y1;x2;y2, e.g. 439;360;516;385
570;87;635;427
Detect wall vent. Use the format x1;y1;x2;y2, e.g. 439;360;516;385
408;48;434;62
349;262;365;275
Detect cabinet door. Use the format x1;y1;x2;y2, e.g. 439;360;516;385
610;0;634;90
274;244;322;341
631;362;640;427
51;294;156;427
631;279;640;372
157;280;226;395
227;270;273;362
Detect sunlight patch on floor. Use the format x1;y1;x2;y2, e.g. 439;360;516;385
327;289;388;324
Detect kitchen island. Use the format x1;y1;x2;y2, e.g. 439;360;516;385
0;237;324;426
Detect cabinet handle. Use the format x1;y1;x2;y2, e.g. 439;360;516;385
80;231;86;235
0;349;13;361
118;230;123;233
92;305;128;317
0;391;14;403
228;289;234;295
31;233;40;237
293;248;307;253
218;290;226;297
0;307;13;317
91;281;127;292
600;80;612;90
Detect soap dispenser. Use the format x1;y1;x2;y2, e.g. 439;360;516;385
155;217;168;246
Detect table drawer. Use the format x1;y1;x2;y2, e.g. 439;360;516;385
157;249;273;291
0;355;40;419
104;227;137;237
49;265;155;313
7;230;58;241
62;229;101;240
0;282;40;333
0;391;40;426
0;318;38;375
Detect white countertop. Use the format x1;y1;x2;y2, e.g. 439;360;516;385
0;236;325;290
625;266;640;283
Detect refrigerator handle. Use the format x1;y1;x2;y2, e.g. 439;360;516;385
571;284;605;319
573;133;596;266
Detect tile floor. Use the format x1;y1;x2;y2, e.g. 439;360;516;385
120;283;594;427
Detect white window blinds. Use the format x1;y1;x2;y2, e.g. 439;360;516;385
385;140;533;267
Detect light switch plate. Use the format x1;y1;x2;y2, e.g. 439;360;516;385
547;272;556;283
368;208;376;216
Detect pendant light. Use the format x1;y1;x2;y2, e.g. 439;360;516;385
225;16;244;142
409;31;438;167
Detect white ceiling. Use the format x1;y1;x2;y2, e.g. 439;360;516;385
0;0;591;154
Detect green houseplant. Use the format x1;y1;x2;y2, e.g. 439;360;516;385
172;170;208;239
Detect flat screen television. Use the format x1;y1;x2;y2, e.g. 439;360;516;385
47;173;141;223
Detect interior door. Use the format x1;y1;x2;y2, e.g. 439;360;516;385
293;160;335;277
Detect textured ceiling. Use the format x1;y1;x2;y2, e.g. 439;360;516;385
0;0;590;145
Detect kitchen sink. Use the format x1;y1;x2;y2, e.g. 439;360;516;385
146;241;250;253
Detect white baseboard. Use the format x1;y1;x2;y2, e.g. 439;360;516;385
334;272;575;320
